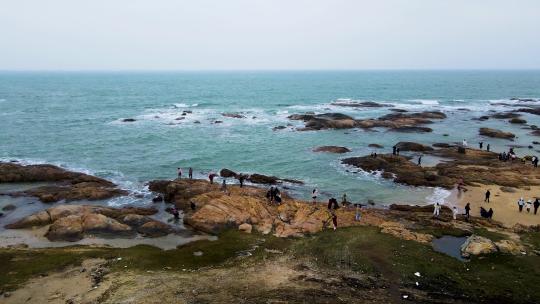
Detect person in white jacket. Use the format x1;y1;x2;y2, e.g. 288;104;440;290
518;197;525;212
526;199;532;213
433;202;441;217
452;206;459;220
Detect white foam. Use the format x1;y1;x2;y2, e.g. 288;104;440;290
425;187;451;204
173;103;199;108
408;99;440;105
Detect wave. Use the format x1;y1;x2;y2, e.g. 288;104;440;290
408;99;440;105
173;103;199;108
425;187;451;205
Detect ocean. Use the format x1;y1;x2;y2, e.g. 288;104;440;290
1;70;540;207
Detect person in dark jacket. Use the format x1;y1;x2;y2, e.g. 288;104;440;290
485;190;491;203
534;198;540;215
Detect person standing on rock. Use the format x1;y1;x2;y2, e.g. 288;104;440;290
485;190;491;203
533;198;540;215
396;148;400;156
534;157;539;168
518;197;525;212
188;167;193;179
417;155;422;166
341;193;348;206
526;199;532;213
177;167;183;179
312;188;319;205
452;206;459;220
392;145;397;155
221;179;227;192
487;144;490;152
464;203;471;220
433;202;441;218
209;172;215;184
479;142;483;149
239;174;245;188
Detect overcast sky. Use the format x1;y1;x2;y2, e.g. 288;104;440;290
1;0;539;70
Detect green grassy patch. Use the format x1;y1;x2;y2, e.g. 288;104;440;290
290;226;540;303
521;231;540;250
473;227;507;242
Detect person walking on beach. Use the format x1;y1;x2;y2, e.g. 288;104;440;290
355;204;361;221
526;199;532;213
464;203;471;220
332;213;338;231
518;197;525;212
188;167;193;179
534;198;540;215
312;188;319;205
452;206;459;220
485;190;491;203
433;202;441;218
177;167;183;179
486;144;490;152
417;155;422;166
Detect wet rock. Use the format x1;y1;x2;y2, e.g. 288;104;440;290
460;235;497;258
509;118;527;124
122;118;136;122
4;210;51;229
222;113;246;119
491;112;520;119
152;195;163;203
272;126;287;131
479;128;515;139
330;101;393;108
395;142;434;152
313;146;351;154
2;204;16;211
517;107;540;115
432;143;452;148
368;143;384;148
248;173;279;184
220;168;238;178
137;221;173;237
389;126;432;133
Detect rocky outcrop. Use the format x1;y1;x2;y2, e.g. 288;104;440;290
380;222;433;244
289;113;357;131
389;126;432;133
342;154;455;188
222;113;246;119
395;142;434;152
368;144;384;148
509;118;527;124
460;235;497;258
517;107;540;116
0;162;127;203
491;112;521;119
479;128;515;139
495;239;525;255
330;101;393;108
5;205;170;242
220;168;238;178
313;146;351;154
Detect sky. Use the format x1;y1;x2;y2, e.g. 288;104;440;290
1;0;539;70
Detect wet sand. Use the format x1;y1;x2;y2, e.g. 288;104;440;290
454;184;540;227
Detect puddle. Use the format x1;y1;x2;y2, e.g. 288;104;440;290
432;235;468;261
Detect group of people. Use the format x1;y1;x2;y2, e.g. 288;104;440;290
177;167;193;179
517;197;540;214
498;148;517;162
392;146;401;156
266;186;282;204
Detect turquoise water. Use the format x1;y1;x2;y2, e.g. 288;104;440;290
1;71;540;206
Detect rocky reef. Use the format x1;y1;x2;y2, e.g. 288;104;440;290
312;146;351;153
0;162;127;203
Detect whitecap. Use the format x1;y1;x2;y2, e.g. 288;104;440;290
425;187;451;204
408;99;440;105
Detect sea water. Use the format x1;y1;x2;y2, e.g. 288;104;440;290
1;70;540;207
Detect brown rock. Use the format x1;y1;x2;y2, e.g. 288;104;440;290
479;128;515;139
137;221;173;237
82;213;133;236
46;215;84;241
313;146;351;154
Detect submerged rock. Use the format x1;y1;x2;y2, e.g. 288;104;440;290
479;128;515;139
313;146;351;154
368;143;384;148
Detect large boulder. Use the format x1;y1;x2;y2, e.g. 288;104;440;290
395;142;434;152
220;168;238;178
46;215;84;241
495;239;526;255
4;210;51;229
82;213;133;236
289;113;357;131
248;174;279;184
389;126;432;133
137;221;173;237
461;235;498;258
313;146;351;154
479;128;515;139
122;214;152;227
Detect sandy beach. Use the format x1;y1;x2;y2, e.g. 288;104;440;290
455;184;540;227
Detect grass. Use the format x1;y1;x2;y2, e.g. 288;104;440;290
1;227;539;303
473;227;508;242
521;231;540;250
291;226;540;304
